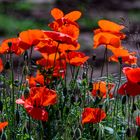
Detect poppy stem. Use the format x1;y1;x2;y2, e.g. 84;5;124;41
10;52;15;139
100;46;107;77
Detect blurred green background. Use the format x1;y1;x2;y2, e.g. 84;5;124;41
0;0;140;37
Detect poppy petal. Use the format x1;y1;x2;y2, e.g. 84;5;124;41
64;11;81;21
98;20;125;32
51;8;64;20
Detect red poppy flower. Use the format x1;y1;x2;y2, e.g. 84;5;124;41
108;46;137;65
92;81;114;98
66;51;89;66
98;20;125;33
118;81;140;96
49;8;81;39
93;20;126;49
82;108;106;125
136;116;140;126
34;38;58;54
19;29;45;50
43;31;78;46
50;8;81;21
59;43;80;54
0;122;8;131
24;100;48;121
0;58;3;73
118;67;140;96
94;32;121;48
27;73;44;87
123;67;140;84
16;87;57;121
0;38;24;55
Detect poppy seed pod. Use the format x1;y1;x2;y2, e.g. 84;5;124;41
8;42;12;48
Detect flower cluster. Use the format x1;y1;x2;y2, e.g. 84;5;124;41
0;7;140;139
0;8;89;122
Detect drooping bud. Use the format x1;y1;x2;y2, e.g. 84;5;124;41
4;61;10;70
118;57;122;64
16;110;20;125
24;87;30;99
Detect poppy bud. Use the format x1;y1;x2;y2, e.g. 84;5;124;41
1;133;7;140
126;128;131;137
16;110;20;125
8;42;12;48
24;87;30;99
14;79;19;87
23;126;27;134
23;66;29;75
0;101;3;113
71;95;75;104
65;107;70;114
136;127;140;139
94;96;101;105
132;103;137;113
89;82;93;92
26;121;30;133
118;57;122;64
0;82;4;88
74;128;81;139
4;61;10;70
92;54;96;61
63;87;67;96
82;72;87;79
122;96;126;104
23;51;28;61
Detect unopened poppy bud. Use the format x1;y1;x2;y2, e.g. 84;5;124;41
97;89;100;95
71;95;75;104
23;66;29;75
126;128;131;137
23;126;27;134
26;121;30;132
63;87;67;96
8;42;12;48
14;79;19;87
16;110;20;125
4;61;10;69
89;82;93;92
92;54;96;61
1;133;6;140
82;72;87;79
0;101;3;113
24;87;30;99
118;57;122;64
132;103;137;113
23;51;28;61
136;127;140;139
121;96;126;104
65;107;70;114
